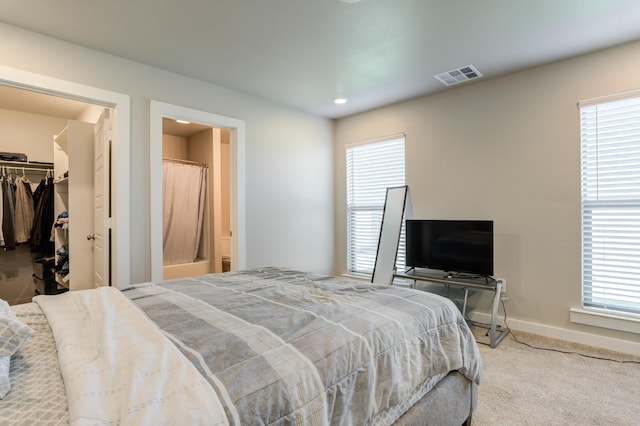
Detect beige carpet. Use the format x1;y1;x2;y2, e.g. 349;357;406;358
471;328;640;425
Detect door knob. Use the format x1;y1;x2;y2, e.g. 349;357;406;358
87;234;96;240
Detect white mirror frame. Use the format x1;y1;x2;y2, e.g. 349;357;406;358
371;185;408;285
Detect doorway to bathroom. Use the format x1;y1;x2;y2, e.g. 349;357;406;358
161;118;232;279
149;100;246;282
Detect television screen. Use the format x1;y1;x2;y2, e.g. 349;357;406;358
405;220;493;276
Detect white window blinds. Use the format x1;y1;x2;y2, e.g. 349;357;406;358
346;136;405;275
580;93;640;316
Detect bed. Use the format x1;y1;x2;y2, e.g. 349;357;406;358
1;267;482;425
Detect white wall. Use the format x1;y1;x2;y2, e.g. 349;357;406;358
0;108;67;163
162;134;188;159
0;22;335;281
334;40;640;351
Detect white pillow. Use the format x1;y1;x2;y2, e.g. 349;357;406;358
0;300;34;398
0;315;34;357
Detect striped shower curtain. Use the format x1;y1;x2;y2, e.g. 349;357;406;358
162;160;207;266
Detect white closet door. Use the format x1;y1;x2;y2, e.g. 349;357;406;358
92;109;110;287
66;120;95;290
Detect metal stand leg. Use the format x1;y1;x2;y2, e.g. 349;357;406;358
394;271;510;347
489;281;509;348
462;288;469;318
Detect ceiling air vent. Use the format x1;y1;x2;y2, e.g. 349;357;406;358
435;64;483;86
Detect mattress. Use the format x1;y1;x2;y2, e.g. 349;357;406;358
1;267;482;425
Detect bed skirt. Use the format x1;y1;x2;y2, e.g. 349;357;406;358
395;371;477;426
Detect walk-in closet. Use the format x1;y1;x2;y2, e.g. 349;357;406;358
0;85;106;304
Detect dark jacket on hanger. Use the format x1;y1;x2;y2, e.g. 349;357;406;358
2;177;16;250
30;177;54;254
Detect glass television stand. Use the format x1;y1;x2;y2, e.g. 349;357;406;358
393;270;509;348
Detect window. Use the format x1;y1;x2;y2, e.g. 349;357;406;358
346;135;405;275
579;92;640;317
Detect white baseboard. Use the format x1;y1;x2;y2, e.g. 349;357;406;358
468;311;640;356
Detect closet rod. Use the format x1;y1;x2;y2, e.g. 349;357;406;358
162;157;208;168
0;160;53;170
1;165;53;173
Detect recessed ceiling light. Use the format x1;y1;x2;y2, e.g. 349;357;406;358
334;97;348;105
175;119;191;124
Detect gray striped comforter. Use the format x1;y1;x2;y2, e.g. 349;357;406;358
124;267;482;425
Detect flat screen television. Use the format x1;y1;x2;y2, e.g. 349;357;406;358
405;220;494;277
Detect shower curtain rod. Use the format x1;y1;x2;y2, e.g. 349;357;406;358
162;157;208;168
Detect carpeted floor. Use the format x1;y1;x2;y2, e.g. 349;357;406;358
471;328;640;425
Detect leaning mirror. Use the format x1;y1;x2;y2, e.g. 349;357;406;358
371;185;408;285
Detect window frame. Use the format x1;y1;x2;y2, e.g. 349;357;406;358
578;89;640;321
345;134;406;276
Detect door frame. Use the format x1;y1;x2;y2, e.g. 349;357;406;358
149;100;246;282
0;64;131;287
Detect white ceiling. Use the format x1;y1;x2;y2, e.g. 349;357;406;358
1;0;640;118
0;84;90;119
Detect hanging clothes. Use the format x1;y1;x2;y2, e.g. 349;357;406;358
30;177;55;254
0;175;4;247
14;176;35;244
1;174;17;250
31;178;45;212
30;178;46;248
